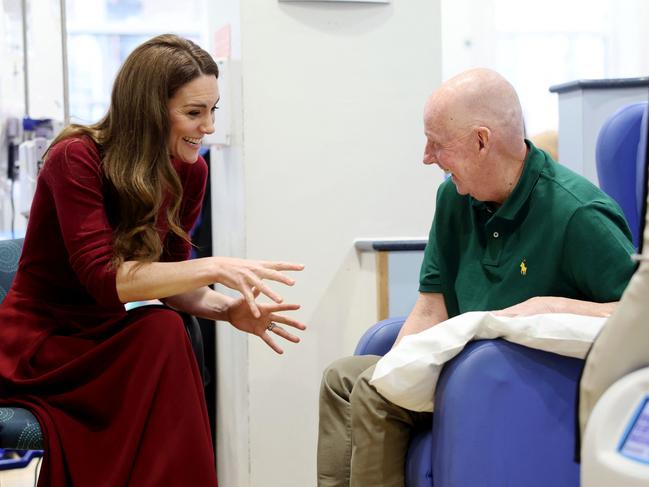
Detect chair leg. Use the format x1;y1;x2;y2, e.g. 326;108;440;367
180;313;209;386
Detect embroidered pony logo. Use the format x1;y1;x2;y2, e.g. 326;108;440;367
520;259;527;276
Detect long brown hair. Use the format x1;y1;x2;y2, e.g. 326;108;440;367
49;34;219;267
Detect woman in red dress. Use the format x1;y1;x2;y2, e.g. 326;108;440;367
0;34;305;486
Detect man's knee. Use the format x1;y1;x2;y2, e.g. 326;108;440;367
321;355;381;399
349;364;388;415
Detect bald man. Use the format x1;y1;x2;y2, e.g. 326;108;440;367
317;69;636;487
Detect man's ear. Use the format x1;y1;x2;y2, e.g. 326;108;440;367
476;126;491;153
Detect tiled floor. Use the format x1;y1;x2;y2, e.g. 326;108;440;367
0;456;41;487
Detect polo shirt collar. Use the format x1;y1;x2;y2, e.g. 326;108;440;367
471;139;546;221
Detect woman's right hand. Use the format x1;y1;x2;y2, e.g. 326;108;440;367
211;257;304;318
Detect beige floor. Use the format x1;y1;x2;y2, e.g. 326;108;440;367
0;456;42;487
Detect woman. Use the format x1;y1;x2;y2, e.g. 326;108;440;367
0;34;304;485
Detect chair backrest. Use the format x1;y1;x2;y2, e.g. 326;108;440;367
635;107;649;228
0;239;23;304
596;102;648;247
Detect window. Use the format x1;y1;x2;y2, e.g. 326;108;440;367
66;0;207;123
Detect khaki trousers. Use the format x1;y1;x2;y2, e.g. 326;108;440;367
317;355;432;487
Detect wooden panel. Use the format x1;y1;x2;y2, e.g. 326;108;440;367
376;251;389;320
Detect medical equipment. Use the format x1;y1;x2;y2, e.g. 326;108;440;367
581;367;649;486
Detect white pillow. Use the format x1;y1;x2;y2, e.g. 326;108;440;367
369;312;607;413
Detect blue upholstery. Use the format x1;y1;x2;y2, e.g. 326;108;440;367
0;239;23;303
354;316;406;356
635;107;649;222
596;101;648;247
355;318;583;487
0;408;43;450
433;340;582;487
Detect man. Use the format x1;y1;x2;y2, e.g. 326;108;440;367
317;68;636;487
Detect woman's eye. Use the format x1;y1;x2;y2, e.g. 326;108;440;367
211;106;219;113
188;111;200;117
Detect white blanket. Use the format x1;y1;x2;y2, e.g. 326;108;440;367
369;312;607;412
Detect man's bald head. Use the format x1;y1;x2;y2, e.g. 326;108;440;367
424;68;525;147
422;68;528;204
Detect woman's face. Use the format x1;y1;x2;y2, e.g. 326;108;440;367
167;74;220;163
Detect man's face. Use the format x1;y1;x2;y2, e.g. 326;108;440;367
423;118;477;197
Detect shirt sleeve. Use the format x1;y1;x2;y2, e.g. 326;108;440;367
162;157;208;262
41;139;121;307
562;201;636;302
419;221;442;293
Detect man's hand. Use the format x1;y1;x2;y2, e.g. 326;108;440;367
494;296;617;317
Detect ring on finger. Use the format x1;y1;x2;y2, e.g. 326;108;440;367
267;322;277;332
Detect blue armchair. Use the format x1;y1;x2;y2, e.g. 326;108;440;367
596;101;649;247
355;317;583;487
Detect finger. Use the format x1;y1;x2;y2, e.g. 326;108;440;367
491;310;512;316
269;324;301;343
260;332;284;354
253;268;297;287
261;261;305;272
269;313;307;330
265;303;301;313
493;308;525;317
245;273;284;303
241;283;261;318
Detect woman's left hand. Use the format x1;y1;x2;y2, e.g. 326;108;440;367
227;297;306;354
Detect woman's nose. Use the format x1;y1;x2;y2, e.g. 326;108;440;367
201;115;215;135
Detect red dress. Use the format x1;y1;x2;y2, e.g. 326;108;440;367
0;137;217;486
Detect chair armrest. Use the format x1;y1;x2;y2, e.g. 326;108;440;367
432;339;583;487
354;316;406;356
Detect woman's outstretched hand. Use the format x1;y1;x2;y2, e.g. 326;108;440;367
226;295;306;354
212;257;304;318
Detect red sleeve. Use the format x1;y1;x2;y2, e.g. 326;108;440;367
41;138;122;307
162;156;208;262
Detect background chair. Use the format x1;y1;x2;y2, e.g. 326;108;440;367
596;101;649;247
635;106;648;228
356;317;583;487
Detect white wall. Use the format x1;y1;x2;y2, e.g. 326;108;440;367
208;0;443;485
26;0;65;120
441;0;649;135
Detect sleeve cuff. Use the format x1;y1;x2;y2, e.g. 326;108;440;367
419;283;443;293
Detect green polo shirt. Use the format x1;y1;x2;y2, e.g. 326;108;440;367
419;140;636;318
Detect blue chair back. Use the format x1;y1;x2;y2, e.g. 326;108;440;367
635;107;649;227
596;102;648;247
